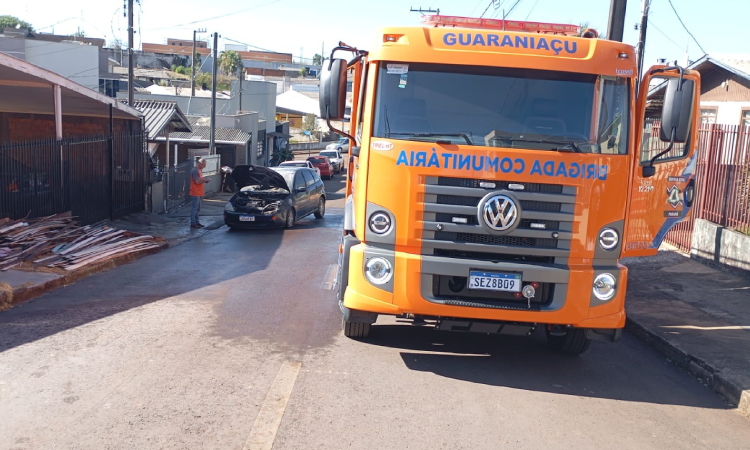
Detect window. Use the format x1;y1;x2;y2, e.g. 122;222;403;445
741;109;750;128
311;171;322;183
700;108;717;125
293;173;305;191
372;63;629;154
302;170;315;187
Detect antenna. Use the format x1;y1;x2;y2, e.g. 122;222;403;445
410;6;440;15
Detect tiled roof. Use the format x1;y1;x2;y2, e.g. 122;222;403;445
133;100;192;141
165;125;251;145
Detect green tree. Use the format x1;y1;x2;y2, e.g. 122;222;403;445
0;15;33;31
219;50;243;77
298;67;307;77
313;53;323;66
193;51;202;69
302;114;319;141
73;29;85;38
175;66;188;75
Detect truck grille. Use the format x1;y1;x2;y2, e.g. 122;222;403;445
422;176;576;261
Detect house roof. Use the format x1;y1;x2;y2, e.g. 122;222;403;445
276;89;321;116
0;51;141;120
133;100;192;141
155;122;251;145
686;55;750;81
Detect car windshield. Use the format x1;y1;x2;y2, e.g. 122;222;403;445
273;169;295;190
338;138;348;144
373;63;629;154
308;157;326;164
281;162;306;167
320;151;337;158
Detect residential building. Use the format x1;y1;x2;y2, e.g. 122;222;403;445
686;55;750;127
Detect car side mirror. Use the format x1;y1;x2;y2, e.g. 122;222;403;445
660;77;695;144
319;58;347;120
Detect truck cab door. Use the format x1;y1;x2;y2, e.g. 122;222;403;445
621;66;701;257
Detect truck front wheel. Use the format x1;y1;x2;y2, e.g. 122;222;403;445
343;319;371;338
545;327;591;355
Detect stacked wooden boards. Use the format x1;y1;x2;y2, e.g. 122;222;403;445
0;214;161;271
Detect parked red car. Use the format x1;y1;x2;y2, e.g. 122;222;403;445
306;156;333;180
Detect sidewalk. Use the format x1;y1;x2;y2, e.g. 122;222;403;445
1;194;232;311
110;193;231;247
622;250;750;418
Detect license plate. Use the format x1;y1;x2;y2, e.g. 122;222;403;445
239;215;255;222
468;271;521;292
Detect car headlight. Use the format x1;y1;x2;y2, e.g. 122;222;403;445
593;273;617;301
369;212;392;235
365;257;392;285
225;202;235;212
598;228;619;250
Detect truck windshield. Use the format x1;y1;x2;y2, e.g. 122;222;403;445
373;63;629;154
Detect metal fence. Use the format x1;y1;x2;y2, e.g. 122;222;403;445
163;160;192;213
0;133;148;225
664;124;750;251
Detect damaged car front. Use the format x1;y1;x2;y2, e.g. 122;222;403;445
224;165;293;228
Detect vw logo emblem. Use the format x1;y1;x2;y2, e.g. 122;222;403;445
481;194;519;231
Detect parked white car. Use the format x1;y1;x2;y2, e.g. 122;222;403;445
326;137;350;153
319;150;343;173
278;160;320;177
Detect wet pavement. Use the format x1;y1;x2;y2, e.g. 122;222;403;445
1;175;750;449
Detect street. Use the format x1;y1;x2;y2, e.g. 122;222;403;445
1;176;749;450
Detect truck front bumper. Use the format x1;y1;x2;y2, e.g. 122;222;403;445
342;243;627;329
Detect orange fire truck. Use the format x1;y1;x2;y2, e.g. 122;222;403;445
319;15;700;354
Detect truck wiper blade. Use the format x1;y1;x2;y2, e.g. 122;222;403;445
387;132;474;145
489;137;583;153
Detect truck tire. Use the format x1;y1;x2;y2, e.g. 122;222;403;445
343;319;371;338
546;327;591;355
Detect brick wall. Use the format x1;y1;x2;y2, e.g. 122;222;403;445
0;113;139;142
246;67;286;77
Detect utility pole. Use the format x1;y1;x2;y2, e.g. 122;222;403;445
636;0;650;91
127;0;134;105
238;66;243;113
191;28;205;97
607;0;627;42
210;32;219;155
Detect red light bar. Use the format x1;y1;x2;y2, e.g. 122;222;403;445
421;15;581;36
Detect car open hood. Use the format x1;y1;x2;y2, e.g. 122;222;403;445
231;165;289;190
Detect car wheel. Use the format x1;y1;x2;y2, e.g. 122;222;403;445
314;198;325;219
546;327;591;355
285;208;296;228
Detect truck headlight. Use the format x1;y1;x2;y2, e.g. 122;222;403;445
365;257;392;285
369;212;392;235
598;228;619;250
593;273;617;301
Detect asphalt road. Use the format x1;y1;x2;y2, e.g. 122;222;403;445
1;174;749;450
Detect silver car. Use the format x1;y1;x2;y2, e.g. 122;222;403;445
318;150;343;173
326;137;350;154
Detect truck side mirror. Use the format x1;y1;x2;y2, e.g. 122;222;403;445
319;58;347;120
660;77;695;144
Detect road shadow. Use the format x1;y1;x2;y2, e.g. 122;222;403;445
0;224;287;353
361;323;734;411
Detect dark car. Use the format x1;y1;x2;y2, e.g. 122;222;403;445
224;165;326;229
306;156;333;180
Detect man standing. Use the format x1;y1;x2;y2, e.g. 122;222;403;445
190;158;211;228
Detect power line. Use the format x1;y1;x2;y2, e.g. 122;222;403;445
479;1;494;18
666;0;706;54
505;0;524;18
648;18;684;52
524;0;540;20
153;0;282;30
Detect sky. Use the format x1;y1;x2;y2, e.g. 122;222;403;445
5;0;750;68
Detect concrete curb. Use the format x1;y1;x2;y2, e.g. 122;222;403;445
0;241;167;311
626;317;750;419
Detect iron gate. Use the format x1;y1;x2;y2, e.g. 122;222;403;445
0;133;148;225
164;160;192;213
